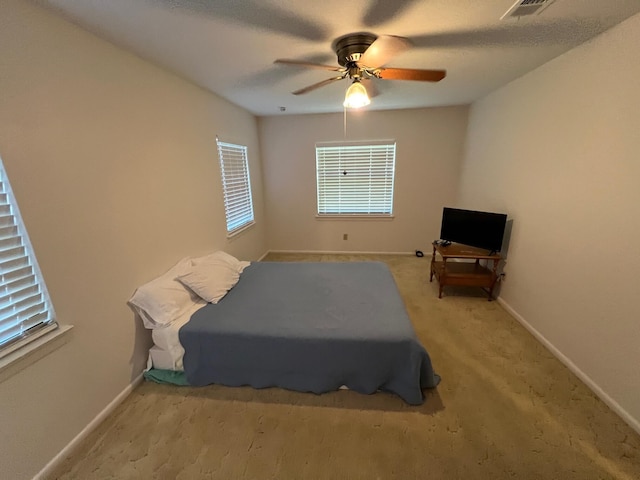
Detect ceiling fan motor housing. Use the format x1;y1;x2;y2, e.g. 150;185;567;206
333;33;377;67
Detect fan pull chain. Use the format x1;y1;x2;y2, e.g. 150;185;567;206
343;105;347;138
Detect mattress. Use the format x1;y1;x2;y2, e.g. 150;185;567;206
149;299;206;370
179;261;439;405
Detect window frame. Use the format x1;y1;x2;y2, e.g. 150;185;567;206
315;140;397;217
0;156;58;360
216;139;255;237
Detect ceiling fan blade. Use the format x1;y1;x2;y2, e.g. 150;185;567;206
377;68;446;82
358;35;411;69
275;59;344;72
292;76;345;95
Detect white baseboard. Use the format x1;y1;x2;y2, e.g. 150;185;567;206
497;296;640;436
266;249;415;256
256;250;270;261
34;374;144;480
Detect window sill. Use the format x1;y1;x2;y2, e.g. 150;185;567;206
315;215;395;221
0;324;74;384
226;221;256;239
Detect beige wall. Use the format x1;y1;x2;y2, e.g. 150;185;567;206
0;1;265;478
458;14;640;428
259;107;469;253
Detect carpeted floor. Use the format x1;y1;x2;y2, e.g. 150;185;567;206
47;253;640;479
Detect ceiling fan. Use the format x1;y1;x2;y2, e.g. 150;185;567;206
274;32;446;106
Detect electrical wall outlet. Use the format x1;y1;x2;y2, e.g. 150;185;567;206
343;233;348;240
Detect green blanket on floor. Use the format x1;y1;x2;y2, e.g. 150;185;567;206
143;368;189;386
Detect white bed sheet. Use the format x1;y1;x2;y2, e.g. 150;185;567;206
148;300;206;371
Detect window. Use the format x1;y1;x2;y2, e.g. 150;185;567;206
0;157;57;358
216;139;255;236
316;141;396;216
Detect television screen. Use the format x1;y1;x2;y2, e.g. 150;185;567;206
440;207;507;252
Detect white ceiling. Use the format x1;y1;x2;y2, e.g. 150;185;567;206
35;0;640;116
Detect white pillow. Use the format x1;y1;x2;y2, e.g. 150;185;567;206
176;261;240;304
130;304;157;330
192;251;250;274
129;257;199;329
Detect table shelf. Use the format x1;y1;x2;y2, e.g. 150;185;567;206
429;242;501;300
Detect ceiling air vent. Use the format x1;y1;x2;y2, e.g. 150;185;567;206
500;0;556;20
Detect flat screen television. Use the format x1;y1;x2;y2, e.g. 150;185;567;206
440;207;507;252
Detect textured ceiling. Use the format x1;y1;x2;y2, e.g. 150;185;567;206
34;0;640;116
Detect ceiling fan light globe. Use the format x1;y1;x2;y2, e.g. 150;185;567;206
343;81;371;109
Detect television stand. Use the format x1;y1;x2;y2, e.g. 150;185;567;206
429;242;501;301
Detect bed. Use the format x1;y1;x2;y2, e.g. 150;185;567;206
132;253;439;405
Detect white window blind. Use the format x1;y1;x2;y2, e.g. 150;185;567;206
316;141;396;215
0;158;57;358
216;140;255;235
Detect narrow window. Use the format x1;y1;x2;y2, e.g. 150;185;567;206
216;140;255;236
316;141;396;216
0;157;57;358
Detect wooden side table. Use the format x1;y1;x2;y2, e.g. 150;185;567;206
429;242;502;301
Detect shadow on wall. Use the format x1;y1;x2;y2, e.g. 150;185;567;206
501;219;514;260
129;311;153;382
493;218;514;299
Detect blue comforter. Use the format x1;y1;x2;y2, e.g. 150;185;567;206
179;261;439;404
